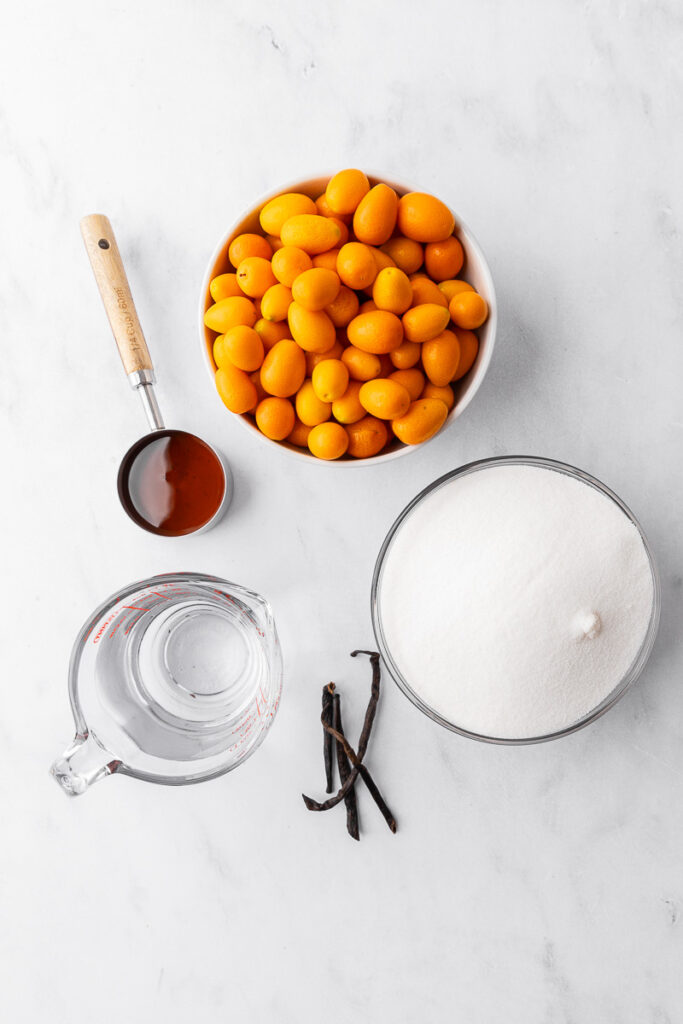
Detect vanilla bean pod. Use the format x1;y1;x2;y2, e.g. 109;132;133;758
302;674;376;811
322;683;335;793
351;650;381;760
321;717;396;833
302;649;397;835
302;773;357;811
333;692;359;840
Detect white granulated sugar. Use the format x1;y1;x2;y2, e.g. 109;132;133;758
379;465;655;739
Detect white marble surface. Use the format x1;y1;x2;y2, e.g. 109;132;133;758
2;1;683;1021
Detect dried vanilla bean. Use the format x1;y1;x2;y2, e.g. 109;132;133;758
320;716;396;834
302;650;397;836
302;773;356;812
322;683;335;793
302;666;378;812
333;692;359;840
351;650;380;760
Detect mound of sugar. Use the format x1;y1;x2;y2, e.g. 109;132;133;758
379;464;654;739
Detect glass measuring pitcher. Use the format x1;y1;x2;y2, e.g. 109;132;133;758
50;573;282;795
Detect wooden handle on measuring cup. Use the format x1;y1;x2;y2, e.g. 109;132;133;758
80;214;154;377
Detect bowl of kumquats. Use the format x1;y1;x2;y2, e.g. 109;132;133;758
199;171;497;463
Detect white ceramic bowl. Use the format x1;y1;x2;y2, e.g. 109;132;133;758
199;173;497;466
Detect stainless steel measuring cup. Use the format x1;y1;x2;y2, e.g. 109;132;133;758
81;215;232;536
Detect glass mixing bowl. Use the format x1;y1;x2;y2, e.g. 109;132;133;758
371;456;661;744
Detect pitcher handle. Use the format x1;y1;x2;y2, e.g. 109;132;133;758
50;733;121;796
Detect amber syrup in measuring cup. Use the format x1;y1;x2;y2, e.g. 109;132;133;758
118;430;226;536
